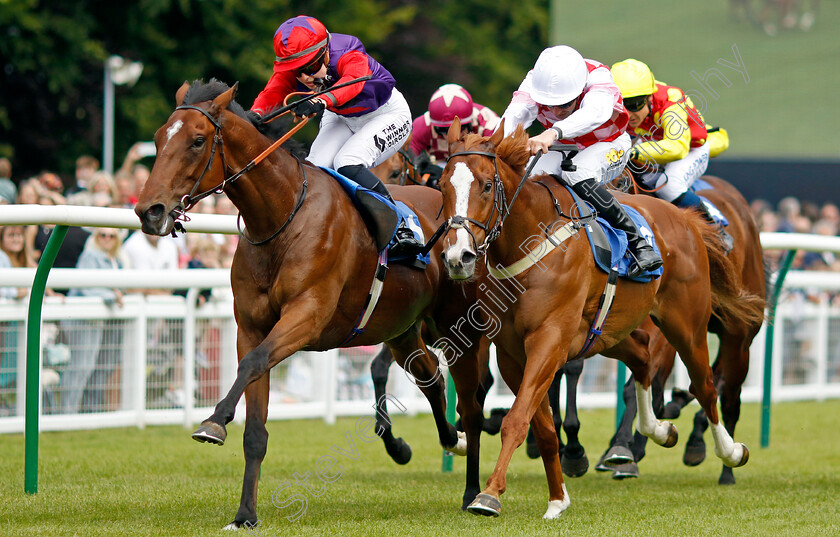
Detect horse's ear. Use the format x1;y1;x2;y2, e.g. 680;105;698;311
176;82;190;106
447;116;462;146
488;118;505;149
209;82;238;117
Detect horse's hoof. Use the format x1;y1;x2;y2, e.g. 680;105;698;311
731;443;749;468
443;431;467;456
467;493;501;517
683;437;706;466
561;452;589;477
221;522;238;531
192;421;227;445
603;445;634;466
483;408;507;435
385;437;412;465
662;422;679;448
594;451;612;472
611;461;639;480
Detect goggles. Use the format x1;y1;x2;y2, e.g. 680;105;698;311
623;96;649;113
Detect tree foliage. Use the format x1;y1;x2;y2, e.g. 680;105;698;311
0;0;547;180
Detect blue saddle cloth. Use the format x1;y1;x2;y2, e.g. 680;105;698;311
691;179;730;227
565;186;663;283
319;167;430;265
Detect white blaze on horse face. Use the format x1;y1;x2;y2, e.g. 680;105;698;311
163;120;183;152
446;162;476;262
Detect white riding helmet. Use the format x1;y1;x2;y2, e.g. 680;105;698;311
529;46;588;106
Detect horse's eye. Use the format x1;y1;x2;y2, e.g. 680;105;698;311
191;137;205;149
483;181;492;193
390;170;401;179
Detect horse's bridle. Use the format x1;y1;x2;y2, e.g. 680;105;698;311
170;104;308;245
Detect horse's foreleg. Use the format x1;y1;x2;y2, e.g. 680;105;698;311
599;375;638;468
559;358;588;477
369;345;412;464
470;332;570;518
194;306;323;445
448;341;487;510
531;395;569;519
227;374;270;529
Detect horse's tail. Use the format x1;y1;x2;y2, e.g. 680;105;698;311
693;215;766;328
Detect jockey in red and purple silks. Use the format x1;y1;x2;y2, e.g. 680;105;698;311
250;15;421;256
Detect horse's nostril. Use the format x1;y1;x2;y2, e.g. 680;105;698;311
461;250;477;265
145;203;166;221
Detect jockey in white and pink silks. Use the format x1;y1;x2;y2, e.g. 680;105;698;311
499;45;662;276
409;84;500;184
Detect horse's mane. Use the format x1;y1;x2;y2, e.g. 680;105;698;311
183;79;247;117
460;127;531;176
183;78;307;158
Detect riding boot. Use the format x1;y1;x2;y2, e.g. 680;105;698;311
674;190;734;252
338;164;424;257
571;178;663;276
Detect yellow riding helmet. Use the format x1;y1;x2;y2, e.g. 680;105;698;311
611;59;656;99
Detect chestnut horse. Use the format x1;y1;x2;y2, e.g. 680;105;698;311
134;80;489;528
438;120;764;518
600;176;766;484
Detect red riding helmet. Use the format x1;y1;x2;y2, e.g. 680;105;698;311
272;15;330;73
428;84;474;128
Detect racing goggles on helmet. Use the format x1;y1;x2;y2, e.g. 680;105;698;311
434;122;473;137
297;46;328;77
623;96;649;113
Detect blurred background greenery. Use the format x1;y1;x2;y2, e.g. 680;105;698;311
1;0;837;181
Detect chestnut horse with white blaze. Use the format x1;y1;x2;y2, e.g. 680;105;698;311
437;118;763;519
134;80;490;528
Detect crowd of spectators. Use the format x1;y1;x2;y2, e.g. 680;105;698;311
0;146;239;414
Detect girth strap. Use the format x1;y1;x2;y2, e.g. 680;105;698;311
572;268;619;360
340;249;389;345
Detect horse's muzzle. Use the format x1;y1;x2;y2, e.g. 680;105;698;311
136;203;175;236
442;247;477;280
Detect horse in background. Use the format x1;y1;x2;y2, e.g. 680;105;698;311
438;120;763;518
135;80;492;528
599;175;766;484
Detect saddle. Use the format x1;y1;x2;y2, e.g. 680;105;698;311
319;167;429;269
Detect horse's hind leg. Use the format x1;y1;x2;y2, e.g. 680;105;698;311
715;329;753;483
559;359;588;477
370;345;412;464
658;311;749;469
228;374;270;529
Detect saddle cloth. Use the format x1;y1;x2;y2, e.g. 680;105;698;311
320;167;429;267
691;178;730;227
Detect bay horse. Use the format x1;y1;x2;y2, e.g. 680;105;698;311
438;119;764;518
134;80;490;528
600;175;766;484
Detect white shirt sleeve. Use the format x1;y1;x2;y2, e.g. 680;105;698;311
500;71;538;136
552;67;616;139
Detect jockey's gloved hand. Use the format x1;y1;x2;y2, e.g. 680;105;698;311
417;158;443;188
291;98;326;118
246;110;264;128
